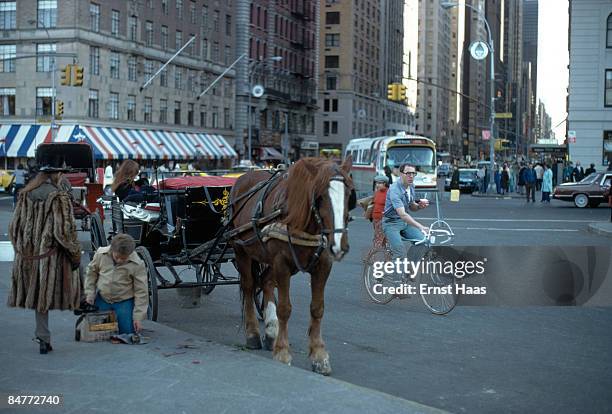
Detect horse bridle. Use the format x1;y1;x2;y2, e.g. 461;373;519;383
287;174;350;273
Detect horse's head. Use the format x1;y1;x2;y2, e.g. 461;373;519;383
285;156;353;261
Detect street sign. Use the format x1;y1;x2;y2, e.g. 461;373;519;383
568;130;576;143
469;41;489;60
495;112;513;119
482;130;491;141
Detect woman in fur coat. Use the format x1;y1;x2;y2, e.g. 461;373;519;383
8;167;82;354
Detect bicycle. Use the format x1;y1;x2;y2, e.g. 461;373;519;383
362;220;458;315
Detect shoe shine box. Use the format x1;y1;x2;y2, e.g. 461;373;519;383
75;311;118;342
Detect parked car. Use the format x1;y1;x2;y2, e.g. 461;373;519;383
445;168;479;193
437;163;451;177
552;172;612;208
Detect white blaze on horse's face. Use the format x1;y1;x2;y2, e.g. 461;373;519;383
328;179;345;259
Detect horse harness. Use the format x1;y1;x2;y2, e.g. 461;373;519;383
230;169;350;273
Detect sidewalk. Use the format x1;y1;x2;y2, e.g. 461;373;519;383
0;262;444;414
470;191;525;199
588;221;612;238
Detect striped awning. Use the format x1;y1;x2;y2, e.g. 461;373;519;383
0;124;237;160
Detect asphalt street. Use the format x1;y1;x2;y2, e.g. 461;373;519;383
0;192;611;413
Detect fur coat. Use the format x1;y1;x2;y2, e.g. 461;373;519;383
7;182;82;312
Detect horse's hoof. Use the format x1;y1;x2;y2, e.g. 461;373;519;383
273;349;292;365
311;357;332;376
246;335;262;350
263;335;275;351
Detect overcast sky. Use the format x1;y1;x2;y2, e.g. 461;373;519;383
537;0;569;142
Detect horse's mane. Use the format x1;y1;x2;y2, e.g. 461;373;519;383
283;158;351;232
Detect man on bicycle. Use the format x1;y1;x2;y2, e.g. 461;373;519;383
382;164;430;259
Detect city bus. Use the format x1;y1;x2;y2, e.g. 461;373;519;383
345;133;437;198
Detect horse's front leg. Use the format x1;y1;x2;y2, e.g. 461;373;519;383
272;270;292;365
309;256;333;375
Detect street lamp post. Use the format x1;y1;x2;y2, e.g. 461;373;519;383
441;1;496;192
247;56;282;162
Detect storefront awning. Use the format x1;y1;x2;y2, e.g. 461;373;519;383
260;146;284;160
0;124;237;160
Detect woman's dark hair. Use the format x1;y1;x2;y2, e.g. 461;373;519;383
112;159;139;192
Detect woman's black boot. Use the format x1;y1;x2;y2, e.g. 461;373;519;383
36;337;52;354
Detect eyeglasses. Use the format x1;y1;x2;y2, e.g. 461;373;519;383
401;171;417;176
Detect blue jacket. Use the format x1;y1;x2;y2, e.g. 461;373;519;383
522;168;536;184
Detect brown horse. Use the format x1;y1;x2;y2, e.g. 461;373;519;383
229;156;353;375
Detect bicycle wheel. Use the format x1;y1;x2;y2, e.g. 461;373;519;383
418;248;458;315
362;248;395;304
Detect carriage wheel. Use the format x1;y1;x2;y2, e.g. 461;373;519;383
199;264;220;295
90;212;107;259
135;246;159;321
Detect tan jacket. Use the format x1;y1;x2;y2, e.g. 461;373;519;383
84;246;148;321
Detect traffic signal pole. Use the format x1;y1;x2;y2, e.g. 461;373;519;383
51;55;56;141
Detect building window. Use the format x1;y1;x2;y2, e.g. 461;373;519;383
144;60;153;80
129;15;138;41
89;46;99;75
212;42;219;61
190;1;197;24
162;0;168;15
608;14;612;48
175;67;182;89
127;95;136;121
202;5;208;28
226;14;231;36
144;97;152;123
175;30;182;50
0;44;16;72
200;105;207;127
36;43;56;72
38;0;57;28
225;45;231;65
160;68;168;87
325;55;339;68
212;106;218;128
128;56;137;81
160;99;168;123
174;101;181;124
109;92;119;119
88;89;98;118
145;21;154;46
110;51;120;79
111;10;120;36
606;70;612;107
0;2;16;30
188;33;195;56
224;107;230;128
213;10;219;32
202;38;209;59
176;0;183;19
326;75;337;90
90;3;100;32
36;87;54;116
325;33;340;47
0;88;16;116
325;12;340;25
187;103;194;126
161;26;168;49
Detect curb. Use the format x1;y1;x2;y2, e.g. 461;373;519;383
587;223;612;238
470;193;525;199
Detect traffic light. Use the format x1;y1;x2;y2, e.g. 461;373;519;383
73;65;84;86
398;84;407;102
387;83;398;101
56;100;64;119
60;64;72;86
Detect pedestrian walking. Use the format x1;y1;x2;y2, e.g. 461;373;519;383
477;166;486;193
541;164;553;203
523;163;537;202
518;164;526;194
572;161;585;182
501;166;510;195
8;163;82;354
494;167;502;194
369;175;389;250
450;165;460;193
585;163;596;177
10;164;26;207
563;161;574;183
534;163;544;191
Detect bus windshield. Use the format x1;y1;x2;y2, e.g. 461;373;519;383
387;147;436;174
